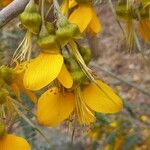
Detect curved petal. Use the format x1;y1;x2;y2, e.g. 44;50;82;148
83;80;123;113
23;53;63;91
37;87;75;126
57;64;73;88
69;4;93;32
88;10;102;34
0;134;31;150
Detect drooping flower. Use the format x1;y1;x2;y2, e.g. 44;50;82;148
0;134;31;150
37;80;123;126
23;52;73;91
68;1;101;34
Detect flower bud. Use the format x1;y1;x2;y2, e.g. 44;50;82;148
37;35;59;53
0;122;6;137
20;0;41;34
56;23;81;47
0;66;15;85
71;70;86;84
0;89;8;104
78;46;91;64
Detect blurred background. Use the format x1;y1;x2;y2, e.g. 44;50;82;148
0;0;150;150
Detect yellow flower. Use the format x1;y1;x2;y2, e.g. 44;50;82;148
37;80;123;126
138;19;150;43
68;2;101;33
11;64;37;103
23;52;73;91
0;134;31;150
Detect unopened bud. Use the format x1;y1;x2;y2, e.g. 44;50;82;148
20;0;41;34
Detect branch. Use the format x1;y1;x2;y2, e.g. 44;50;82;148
0;0;30;28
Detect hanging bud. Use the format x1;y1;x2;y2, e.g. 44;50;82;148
0;66;15;85
78;46;91;64
37;35;60;53
20;0;42;34
64;57;79;72
71;70;86;84
0;89;8;104
0;122;6;137
56;23;82;47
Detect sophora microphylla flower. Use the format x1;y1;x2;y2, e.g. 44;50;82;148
37;80;123;126
68;0;101;33
0;134;31;150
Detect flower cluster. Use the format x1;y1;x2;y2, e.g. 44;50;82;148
0;0;124;149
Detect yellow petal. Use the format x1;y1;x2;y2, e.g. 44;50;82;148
69;0;78;8
0;134;31;150
83;80;123;113
57;64;73;88
12;73;37;104
37;87;75;126
69;4;93;32
88;10;102;34
138;19;150;43
23;53;63;91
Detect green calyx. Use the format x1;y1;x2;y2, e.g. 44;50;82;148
20;0;41;34
78;45;91;65
56;23;82;47
37;35;59;53
0;66;15;85
0;89;8;105
0;122;6;137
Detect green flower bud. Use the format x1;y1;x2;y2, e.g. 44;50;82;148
78;46;91;64
64;57;79;72
0;66;15;85
20;0;41;34
0;89;8;104
37;35;59;53
71;70;86;84
56;23;82;47
0;122;6;137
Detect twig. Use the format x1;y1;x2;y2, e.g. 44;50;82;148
91;62;150;97
0;0;30;28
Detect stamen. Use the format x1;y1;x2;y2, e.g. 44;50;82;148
11;31;32;64
75;87;95;125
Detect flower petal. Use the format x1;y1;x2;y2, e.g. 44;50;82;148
69;4;93;32
37;87;75;126
57;64;73;88
88;10;102;34
138;19;150;43
23;53;63;91
0;134;31;150
83;80;123;113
